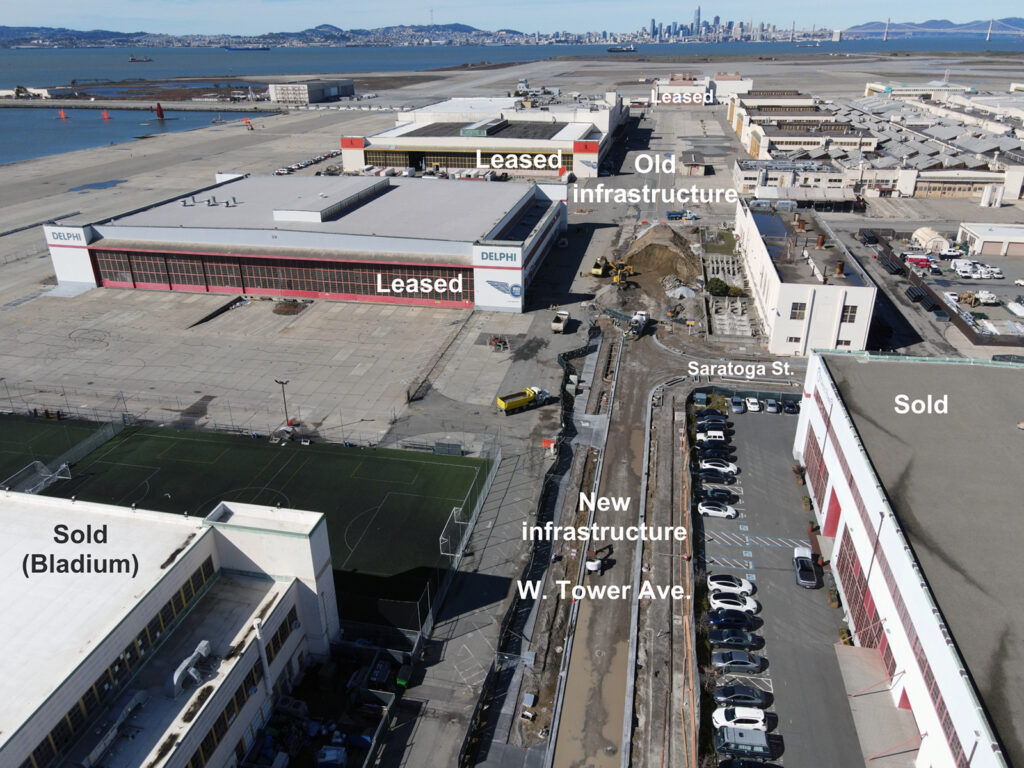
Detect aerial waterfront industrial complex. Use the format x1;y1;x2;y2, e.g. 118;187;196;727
3;31;1024;768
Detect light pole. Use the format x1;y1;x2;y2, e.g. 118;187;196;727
274;379;290;426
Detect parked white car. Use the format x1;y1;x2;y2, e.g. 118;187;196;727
698;501;738;519
699;459;738;474
712;706;768;731
744;397;762;412
707;574;754;595
709;593;759;614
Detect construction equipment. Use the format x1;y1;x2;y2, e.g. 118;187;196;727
551;310;570;333
591;256;610;277
624;310;650;339
958;291;978;307
496;387;552;415
489;335;509;352
611;262;636;286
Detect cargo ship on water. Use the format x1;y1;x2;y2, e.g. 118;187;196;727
222;45;271;51
606;44;636;52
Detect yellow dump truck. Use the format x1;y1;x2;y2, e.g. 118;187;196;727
496;387;552;415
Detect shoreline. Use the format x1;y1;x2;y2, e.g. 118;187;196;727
0;100;284;112
0;111;285;168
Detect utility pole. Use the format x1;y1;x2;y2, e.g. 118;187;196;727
274;379;290;426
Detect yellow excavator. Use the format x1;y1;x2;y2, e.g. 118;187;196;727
591;256;610;277
611;262;635;285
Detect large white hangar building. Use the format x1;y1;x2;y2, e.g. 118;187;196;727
794;352;1023;767
340;95;627;178
43;175;567;313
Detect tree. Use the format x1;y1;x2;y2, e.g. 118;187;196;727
727;286;745;298
706;277;729;296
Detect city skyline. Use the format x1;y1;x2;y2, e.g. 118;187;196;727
4;2;1022;38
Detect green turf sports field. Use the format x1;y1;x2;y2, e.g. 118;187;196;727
0;414;101;483
43;426;489;605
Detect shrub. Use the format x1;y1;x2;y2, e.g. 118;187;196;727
706;277;729;296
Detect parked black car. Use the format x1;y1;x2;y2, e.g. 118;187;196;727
706;609;755;629
698;469;735;485
713;684;771;708
699;448;736;461
782;400;800;414
697;440;732;453
709;629;761;650
695;408;724;418
699;487;735;503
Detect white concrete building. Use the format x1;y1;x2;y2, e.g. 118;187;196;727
793;352;1021;767
267;79;354;105
0;493;339;768
956;222;1024;257
650;71;751;107
341;95;627;179
733;200;876;355
864;80;977;98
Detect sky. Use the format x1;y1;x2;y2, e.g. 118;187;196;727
7;1;1022;37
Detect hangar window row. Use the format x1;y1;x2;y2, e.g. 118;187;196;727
92;250;475;303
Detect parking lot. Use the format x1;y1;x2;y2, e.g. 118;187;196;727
694;402;863;766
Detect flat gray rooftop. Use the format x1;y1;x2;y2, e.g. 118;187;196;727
403;120;569;140
103;176;535;244
822;355;1024;766
0;495;203;750
754;213;865;287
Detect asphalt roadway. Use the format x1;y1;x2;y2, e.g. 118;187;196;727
550;333;695;768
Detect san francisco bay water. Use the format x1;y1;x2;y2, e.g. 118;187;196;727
2;38;1023;164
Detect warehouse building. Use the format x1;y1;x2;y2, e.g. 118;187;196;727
0;493;339;768
733;200;876;355
267;79;354;105
43;175;567;313
650;71;752;106
956;222;1024;257
794;352;1022;767
864;80;977;98
340;95;626;178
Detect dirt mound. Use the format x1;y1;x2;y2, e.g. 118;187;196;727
621;225;702;282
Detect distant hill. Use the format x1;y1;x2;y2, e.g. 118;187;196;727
0;22;500;48
0;25;144;41
847;17;1024;35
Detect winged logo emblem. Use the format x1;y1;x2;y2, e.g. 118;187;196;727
486;280;523;298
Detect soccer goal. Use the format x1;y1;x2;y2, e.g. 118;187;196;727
1;461;71;494
438;506;468;560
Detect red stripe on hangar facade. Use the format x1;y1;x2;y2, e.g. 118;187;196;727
340;137;364;149
89;248;476;308
572;141;600;154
